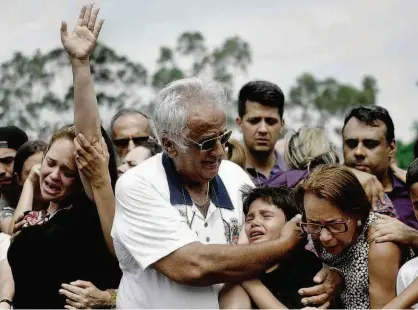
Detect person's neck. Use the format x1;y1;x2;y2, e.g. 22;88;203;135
47;202;59;214
378;168;393;192
245;147;276;176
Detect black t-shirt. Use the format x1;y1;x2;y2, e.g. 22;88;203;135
255;249;323;309
8;194;121;309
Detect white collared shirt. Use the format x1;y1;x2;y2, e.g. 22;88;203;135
112;153;253;309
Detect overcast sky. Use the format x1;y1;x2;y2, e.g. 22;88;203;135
3;0;418;141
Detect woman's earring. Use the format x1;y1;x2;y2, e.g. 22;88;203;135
357;220;362;226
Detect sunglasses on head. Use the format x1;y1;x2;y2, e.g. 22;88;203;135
113;136;149;148
187;131;232;151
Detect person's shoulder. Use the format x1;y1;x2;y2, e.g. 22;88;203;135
368;225;402;261
116;153;165;190
219;159;253;185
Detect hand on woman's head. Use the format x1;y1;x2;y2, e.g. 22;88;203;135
74;134;109;186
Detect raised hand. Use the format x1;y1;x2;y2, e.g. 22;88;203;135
60;3;104;60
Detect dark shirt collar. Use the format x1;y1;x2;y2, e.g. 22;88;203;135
161;153;234;210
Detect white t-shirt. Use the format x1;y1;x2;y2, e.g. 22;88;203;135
112;153;253;309
0;233;10;261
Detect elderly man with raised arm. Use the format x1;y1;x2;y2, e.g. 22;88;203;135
111;78;342;309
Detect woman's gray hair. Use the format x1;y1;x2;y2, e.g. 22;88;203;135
284;127;337;170
153;77;227;152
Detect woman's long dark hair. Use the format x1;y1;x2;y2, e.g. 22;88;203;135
100;126;118;192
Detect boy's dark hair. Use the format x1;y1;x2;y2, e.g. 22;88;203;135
342;105;395;143
238;80;285;119
242;185;298;220
407;157;418;189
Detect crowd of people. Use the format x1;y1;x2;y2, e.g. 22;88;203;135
1;3;418;309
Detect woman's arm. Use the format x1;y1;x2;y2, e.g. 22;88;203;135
384;277;418;309
0;259;14;309
61;3;103;142
8;165;40;235
241;279;287;309
61;4;105;200
219;283;252;309
368;230;402;309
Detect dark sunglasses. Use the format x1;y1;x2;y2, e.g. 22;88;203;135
187;131;232;151
113;136;149;148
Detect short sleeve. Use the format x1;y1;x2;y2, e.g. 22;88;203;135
0;233;10;261
113;172;199;270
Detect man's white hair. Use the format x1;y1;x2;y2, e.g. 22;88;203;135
153;77;227;152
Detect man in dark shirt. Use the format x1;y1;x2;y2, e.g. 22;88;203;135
0;126;28;232
236;81;287;187
342;106;417;229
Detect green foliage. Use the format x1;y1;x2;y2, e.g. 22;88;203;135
288;73;378;126
151;32;251;100
0;42;147;138
396;140;415;169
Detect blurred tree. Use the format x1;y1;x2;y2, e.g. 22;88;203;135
288;73;378;127
396;140;415;169
396;121;418;168
151;31;252;125
1;31;251;138
0;42;147;139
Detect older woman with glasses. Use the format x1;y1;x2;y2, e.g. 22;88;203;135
296;165;413;309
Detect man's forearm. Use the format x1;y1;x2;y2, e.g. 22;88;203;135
0;261;14;302
156;237;296;286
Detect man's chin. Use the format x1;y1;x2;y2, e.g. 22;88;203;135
251;146;273;156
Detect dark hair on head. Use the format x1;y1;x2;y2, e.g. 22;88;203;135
242;185;298;220
342;105;395;143
407;157;418;189
238;80;285;118
13;140;47;180
295;165;371;222
109;108;149;138
140;139;163;156
100;127;118;191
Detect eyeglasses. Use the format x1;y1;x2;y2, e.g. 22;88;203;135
113;136;149;148
186;131;232;151
300;218;351;235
